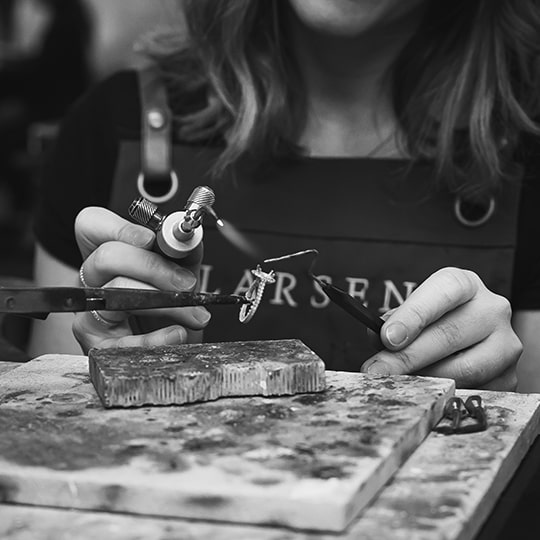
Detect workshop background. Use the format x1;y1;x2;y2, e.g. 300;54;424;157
0;0;181;280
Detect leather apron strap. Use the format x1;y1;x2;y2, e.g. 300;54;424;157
136;66;179;203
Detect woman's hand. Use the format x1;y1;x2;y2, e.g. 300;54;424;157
72;207;210;354
361;267;522;390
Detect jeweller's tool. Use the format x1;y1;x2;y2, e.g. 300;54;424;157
437;395;488;435
128;185;222;259
444;397;467;432
463;395;488;432
0;287;248;319
238;249;385;332
127;187;253;321
267;249;384;333
311;277;384;333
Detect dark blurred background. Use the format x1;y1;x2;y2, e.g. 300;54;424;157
0;0;182;360
0;0;180;280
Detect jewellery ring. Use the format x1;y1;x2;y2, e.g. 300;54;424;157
79;264;119;327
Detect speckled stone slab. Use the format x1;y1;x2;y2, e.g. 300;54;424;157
2;390;539;540
88;339;326;408
0;360;20;376
0;354;454;532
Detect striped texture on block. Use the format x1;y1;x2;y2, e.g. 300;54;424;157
88;339;326;408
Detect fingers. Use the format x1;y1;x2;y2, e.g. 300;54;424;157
102;326;189;349
75;206;203;268
415;332;522;389
75;207;155;259
363;301;492;375
379;268;481;351
477;367;518;392
73;315;131;354
360;268;520;389
74;206;209;353
81;242;198;292
80;275;212;329
73;313;189;354
366;308;397;351
73;274;210;354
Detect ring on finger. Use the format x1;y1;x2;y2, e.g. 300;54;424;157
80;264;120;327
79;264;90;287
89;309;120;327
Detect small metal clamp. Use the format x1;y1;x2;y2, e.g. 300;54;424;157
437;395;488;435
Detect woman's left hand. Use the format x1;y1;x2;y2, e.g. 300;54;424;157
361;267;522;390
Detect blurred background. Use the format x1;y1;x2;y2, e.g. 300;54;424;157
0;0;183;358
0;0;182;278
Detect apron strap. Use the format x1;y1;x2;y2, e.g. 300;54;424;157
137;66;179;203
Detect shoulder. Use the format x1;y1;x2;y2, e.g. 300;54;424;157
73;69;142;138
33;70;143;268
97;69;141;108
42;69;143;182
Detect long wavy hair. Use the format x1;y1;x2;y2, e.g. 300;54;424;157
146;0;540;197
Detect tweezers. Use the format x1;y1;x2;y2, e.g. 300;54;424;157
310;276;385;333
0;287;249;319
262;249;385;334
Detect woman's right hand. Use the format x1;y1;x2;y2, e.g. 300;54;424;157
72;206;211;354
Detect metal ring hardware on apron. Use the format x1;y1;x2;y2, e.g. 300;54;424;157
454;195;496;227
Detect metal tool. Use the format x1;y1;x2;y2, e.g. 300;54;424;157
310;276;384;333
129;185;222;259
259;249;385;333
438;395;488;435
463;395;488;432
0;287;249;319
443;397;467;432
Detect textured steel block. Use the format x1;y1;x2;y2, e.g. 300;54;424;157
88;339;326;408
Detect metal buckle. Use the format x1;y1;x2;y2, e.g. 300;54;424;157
137;170;179;204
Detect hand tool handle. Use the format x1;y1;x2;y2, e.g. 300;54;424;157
316;279;385;333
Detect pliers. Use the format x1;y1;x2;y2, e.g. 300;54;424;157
0;287;249;319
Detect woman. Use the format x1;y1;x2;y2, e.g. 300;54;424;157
29;0;540;391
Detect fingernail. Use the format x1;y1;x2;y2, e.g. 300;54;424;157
193;307;211;325
360;359;375;373
385;322;408;347
165;327;186;344
366;362;391;376
173;267;197;290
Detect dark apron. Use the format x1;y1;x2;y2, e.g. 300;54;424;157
107;73;522;372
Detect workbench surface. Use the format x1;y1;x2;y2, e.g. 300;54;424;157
1;358;539;540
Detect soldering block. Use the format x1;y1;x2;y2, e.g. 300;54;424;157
88;339;326;408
